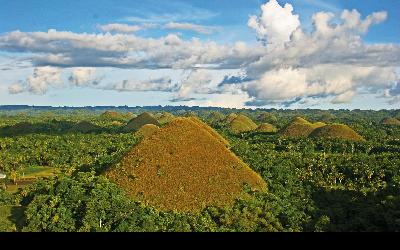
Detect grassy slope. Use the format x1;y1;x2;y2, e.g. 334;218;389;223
309;124;365;141
106;117;266;212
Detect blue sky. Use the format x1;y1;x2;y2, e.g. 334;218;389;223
0;0;399;109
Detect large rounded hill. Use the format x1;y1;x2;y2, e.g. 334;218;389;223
123;112;160;132
381;118;400;126
106;117;266;212
280;117;325;138
309;124;364;141
228;114;258;134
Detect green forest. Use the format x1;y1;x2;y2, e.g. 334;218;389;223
0;106;399;232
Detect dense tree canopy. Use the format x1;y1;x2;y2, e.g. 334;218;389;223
0;107;399;232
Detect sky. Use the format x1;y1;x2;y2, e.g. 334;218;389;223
0;0;399;109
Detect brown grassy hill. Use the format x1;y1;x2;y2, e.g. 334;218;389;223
256;123;278;133
101;111;124;120
69;121;101;133
225;113;238;123
381;118;400;126
229;114;258;134
280;117;325;138
106;117;266;212
187;117;229;146
126;112;136;119
135;124;160;138
309;124;365;141
101;111;136;121
256;112;278;123
123;112;160;132
156;112;175;125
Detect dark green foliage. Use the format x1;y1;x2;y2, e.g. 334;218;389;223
0;107;399;232
20;172;281;232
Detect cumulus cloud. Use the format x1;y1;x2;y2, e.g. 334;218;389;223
242;0;399;106
244;65;397;105
8;83;24;94
12;66;63;95
382;81;400;104
248;0;300;47
164;22;216;35
1;0;400;108
98;23;143;33
69;67;100;86
0;30;264;69
107;76;177;92
174;69;214;100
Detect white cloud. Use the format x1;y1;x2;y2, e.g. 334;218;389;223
1;0;399;108
0;30;264;69
69;67;99;86
26;67;63;94
243;0;399;106
174;69;214;100
8;83;24;94
248;0;300;48
164;22;216;35
245;65;397;105
98;23;143;33
184;92;252;109
108;76;177;92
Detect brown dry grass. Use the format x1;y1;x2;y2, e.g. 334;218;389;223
124;112;160;132
225;113;238;123
156;112;175;125
229;114;258;134
135;124;160;138
257;123;278;133
101;111;135;121
280;117;325;138
309;124;365;141
69;121;101;133
106;117;266;212
382;118;400;126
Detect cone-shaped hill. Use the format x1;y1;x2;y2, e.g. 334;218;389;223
123;112;160;132
106;117;266;212
69;121;101;133
229;114;258;134
101;111;135;121
225;113;238;123
156;112;175;125
135;124;160;138
280;117;325;138
101;111;124;120
381;118;400;126
309;124;365;141
257;123;278;133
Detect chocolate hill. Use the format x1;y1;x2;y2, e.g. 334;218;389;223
135;124;160;138
309;124;365;141
225;113;238;123
257;123;278;133
101;111;135;121
381;118;400;126
106;117;266;212
229;114;258;134
156;112;175;125
280;117;326;138
123;112;160;132
69;121;101;133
